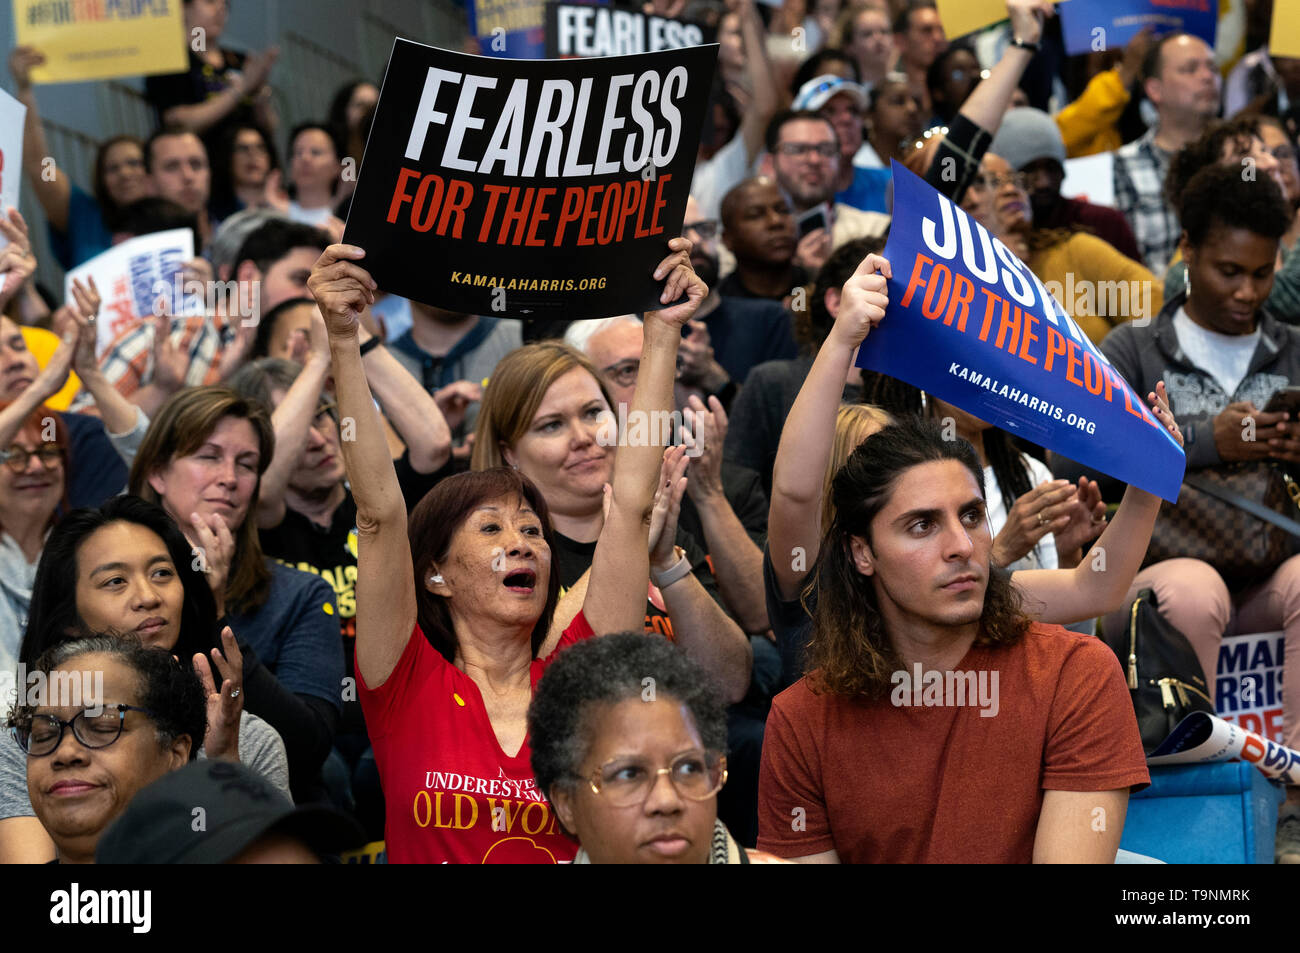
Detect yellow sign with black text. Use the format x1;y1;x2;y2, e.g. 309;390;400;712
14;0;188;84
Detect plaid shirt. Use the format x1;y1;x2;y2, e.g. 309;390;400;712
1112;127;1178;277
75;314;238;409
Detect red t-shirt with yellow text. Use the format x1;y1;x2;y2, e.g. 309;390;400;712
359;613;594;864
757;623;1149;863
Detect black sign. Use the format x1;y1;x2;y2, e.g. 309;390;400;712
545;2;717;57
342;40;717;320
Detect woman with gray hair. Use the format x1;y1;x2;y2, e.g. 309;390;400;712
528;632;785;864
7;636;207;864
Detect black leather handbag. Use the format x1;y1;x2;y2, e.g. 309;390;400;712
1100;588;1215;754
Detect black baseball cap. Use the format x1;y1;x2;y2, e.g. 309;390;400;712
96;760;367;864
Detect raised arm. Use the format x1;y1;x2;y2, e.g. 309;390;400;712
955;0;1056;134
63;278;141;437
769;253;892;601
0;330;74;450
161;48;278;136
255;308;331;529
580;238;702;636
8;48;71;232
1011;382;1182;622
307;244;414;687
734;0;780;165
356;324;452;473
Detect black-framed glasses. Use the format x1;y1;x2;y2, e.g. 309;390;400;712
584;750;728;808
13;704;160;757
601;358;640;388
776;142;838;159
969;171;1028;192
683;219;719;240
1;444;63;473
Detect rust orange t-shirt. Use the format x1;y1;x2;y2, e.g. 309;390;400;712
756;623;1149;863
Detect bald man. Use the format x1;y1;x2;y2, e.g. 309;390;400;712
718;177;805;302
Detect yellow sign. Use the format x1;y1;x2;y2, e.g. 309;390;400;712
934;0;1066;41
14;0;188;85
1270;0;1300;59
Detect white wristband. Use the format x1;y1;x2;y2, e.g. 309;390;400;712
651;546;692;589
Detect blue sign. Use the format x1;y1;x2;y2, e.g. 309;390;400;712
464;0;549;59
856;161;1185;502
1058;0;1217;58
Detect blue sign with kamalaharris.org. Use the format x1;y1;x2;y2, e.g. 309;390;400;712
856;160;1185;503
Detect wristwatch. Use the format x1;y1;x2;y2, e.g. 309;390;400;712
1009;36;1041;54
358;336;382;356
651;545;692;589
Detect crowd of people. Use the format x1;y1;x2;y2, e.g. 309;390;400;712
1;0;1298;864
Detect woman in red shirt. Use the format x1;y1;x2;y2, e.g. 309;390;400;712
307;239;704;863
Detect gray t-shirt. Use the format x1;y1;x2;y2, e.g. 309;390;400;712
0;709;291;821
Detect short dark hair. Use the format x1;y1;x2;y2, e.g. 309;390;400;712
210;122;280;215
19;495;220;668
528;632;727;803
926;40;977;96
1142;30;1194;84
719;175;782;230
807;417;1030;697
289;122;344;161
764;108;839;155
247;296;316;360
1179;162;1293;247
790;49;860;95
1165;115;1265;206
808;236;888;351
144;125;204;175
408;468;561;662
8;634;207;761
232;219;330;278
893;0;937;35
113;197;200;248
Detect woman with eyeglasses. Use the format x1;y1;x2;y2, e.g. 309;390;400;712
1257;118;1300;252
5;636;206;864
963;151;1160;346
127;385;343;804
529;631;785;863
471;342;753;705
0;404;70;680
209;122;281;222
0;495;291;862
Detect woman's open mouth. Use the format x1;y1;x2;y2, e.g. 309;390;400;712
503;569;537;593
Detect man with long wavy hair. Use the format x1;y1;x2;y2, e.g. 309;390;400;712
755;254;1149;863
